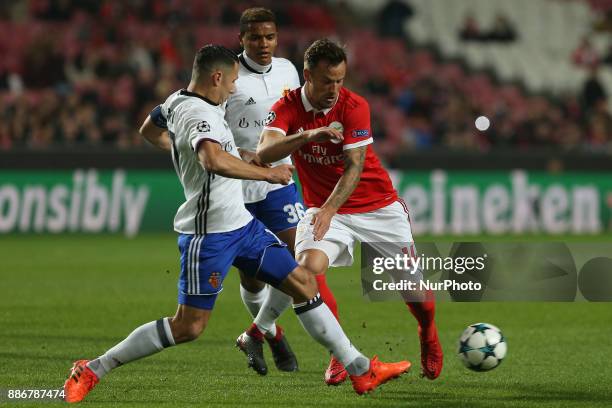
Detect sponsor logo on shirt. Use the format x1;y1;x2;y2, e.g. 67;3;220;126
352;129;370;138
236;117;271;129
296;148;344;166
245;97;256;105
222;141;234;152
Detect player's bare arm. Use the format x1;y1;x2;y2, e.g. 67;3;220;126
198;140;294;184
139;115;171;151
237;148;270;168
257;127;343;163
311;146;366;240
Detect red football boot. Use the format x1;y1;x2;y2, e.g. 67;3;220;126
63;360;99;403
350;356;411;395
324;355;348;385
419;324;443;379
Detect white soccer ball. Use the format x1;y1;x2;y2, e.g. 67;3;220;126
457;323;507;371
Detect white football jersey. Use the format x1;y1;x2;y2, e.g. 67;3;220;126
226;53;300;203
161;89;253;234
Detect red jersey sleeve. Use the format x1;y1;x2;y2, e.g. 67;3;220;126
342;98;373;151
263;97;294;136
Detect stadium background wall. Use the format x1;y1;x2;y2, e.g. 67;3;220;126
0;150;609;236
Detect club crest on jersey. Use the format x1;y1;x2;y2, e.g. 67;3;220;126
209;272;221;289
352;129;369;138
282;86;290;97
196;120;210;132
264;111;276;126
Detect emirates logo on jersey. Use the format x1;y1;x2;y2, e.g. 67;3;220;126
297;149;343;165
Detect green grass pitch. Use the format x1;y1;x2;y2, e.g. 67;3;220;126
1;233;611;407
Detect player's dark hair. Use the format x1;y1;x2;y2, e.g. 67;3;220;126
239;7;276;36
192;44;238;82
304;39;347;70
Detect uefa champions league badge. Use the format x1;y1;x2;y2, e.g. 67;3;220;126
328;121;343;144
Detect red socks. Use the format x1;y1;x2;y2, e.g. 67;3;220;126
406;290;436;334
315;274;340;321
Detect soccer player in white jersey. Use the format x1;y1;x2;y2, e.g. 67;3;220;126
62;45;410;403
225;7;308;374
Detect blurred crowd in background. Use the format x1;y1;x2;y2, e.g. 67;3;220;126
0;0;611;159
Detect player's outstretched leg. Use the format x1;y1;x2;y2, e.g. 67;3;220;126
405;290;443;379
235;229;409;394
298;250;348;385
63;305;210;403
314;273;347;385
279;264;411;394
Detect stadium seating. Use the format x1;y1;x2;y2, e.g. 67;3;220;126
0;0;610;153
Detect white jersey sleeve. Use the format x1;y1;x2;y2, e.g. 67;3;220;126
185;110;224;152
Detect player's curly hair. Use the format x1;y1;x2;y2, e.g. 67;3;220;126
240;7;276;36
192;44;238;81
304;39;347;70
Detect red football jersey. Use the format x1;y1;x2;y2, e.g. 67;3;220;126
264;86;398;214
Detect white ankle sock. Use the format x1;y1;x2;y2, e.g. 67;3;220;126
239;284;268;318
254;287;292;337
87;318;175;379
293;294;369;376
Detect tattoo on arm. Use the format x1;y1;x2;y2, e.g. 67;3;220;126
324;147;366;210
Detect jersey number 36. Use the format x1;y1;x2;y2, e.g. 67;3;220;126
283;203;306;223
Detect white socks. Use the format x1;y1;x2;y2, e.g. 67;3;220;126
241;284;294;338
253;287;293;337
86;318;175;379
293;294;369;376
240;284;269;318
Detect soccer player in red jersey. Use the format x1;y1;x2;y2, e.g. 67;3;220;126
255;39;443;384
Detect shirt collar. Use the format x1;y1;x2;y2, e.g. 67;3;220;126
300;85;336;115
240;52;272;74
179;89;219;106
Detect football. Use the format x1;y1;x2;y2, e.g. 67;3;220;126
457;323;507;371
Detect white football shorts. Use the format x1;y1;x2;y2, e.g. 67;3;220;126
295;200;416;268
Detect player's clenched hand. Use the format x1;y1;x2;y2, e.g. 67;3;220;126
240;149;270;168
311;207;335;241
304;127;344;144
265;164;295;185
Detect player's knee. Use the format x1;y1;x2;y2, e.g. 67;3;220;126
239;274;266;293
283;266;317;303
174;320;206;343
296;250;328;276
170;315;208;343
